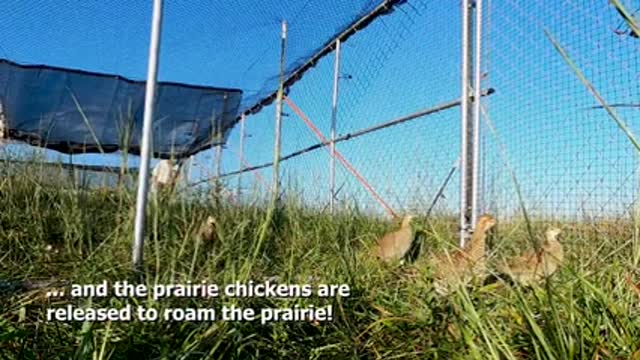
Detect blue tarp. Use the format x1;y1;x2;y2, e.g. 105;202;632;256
0;0;408;159
0;59;242;159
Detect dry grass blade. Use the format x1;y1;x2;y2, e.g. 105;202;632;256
67;87;105;154
545;29;640;153
610;0;640;37
479;104;537;250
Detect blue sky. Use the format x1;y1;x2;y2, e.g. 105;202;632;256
1;0;639;220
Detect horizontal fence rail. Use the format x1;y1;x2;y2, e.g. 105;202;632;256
190;88;494;186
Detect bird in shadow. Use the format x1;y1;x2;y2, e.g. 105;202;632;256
197;215;218;245
495;227;564;287
406;229;427;264
429;214;497;296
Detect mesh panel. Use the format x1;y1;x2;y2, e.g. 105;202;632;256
482;0;640;222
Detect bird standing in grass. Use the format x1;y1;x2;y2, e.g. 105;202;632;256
497;227;563;286
430;214;497;295
197;216;218;244
374;215;416;263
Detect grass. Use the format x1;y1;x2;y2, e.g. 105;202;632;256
1;4;639;356
1;156;640;359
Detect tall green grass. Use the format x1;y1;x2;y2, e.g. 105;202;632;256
1;157;640;359
2;7;640;355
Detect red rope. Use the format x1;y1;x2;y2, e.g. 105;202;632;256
284;96;398;219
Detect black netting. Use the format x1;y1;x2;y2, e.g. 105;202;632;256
0;0;406;159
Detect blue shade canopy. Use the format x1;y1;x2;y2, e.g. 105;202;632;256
0;59;242;159
0;0;405;158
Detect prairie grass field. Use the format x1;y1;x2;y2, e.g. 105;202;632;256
1;155;640;359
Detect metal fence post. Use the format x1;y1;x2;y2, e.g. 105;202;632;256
0;100;5;143
132;0;164;272
185;156;193;185
216;93;228;179
460;0;474;247
471;0;484;227
237;113;246;198
216;145;222;178
329;39;341;213
271;20;287;205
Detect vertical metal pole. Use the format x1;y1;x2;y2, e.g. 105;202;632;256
237;113;246;198
132;0;164;272
635;156;640;266
185;156;192;184
215;93;228;179
68;153;75;187
460;0;473;247
271;20;287;205
329;39;341;214
0;100;5;143
212;93;228;200
471;0;483;227
216;145;222;178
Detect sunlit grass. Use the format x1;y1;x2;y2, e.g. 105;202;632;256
1;156;640;359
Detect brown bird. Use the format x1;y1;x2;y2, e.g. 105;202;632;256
497;227;563;286
430;214;497;295
197;216;218;244
374;215;416;263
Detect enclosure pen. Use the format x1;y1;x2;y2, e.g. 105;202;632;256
1;0;640;358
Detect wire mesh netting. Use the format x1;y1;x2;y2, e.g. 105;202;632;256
0;0;407;160
1;0;639;227
0;155;138;190
214;0;464;218
0;0;403;115
481;0;640;223
210;0;639;228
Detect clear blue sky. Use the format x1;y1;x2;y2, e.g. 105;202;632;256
1;0;639;220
